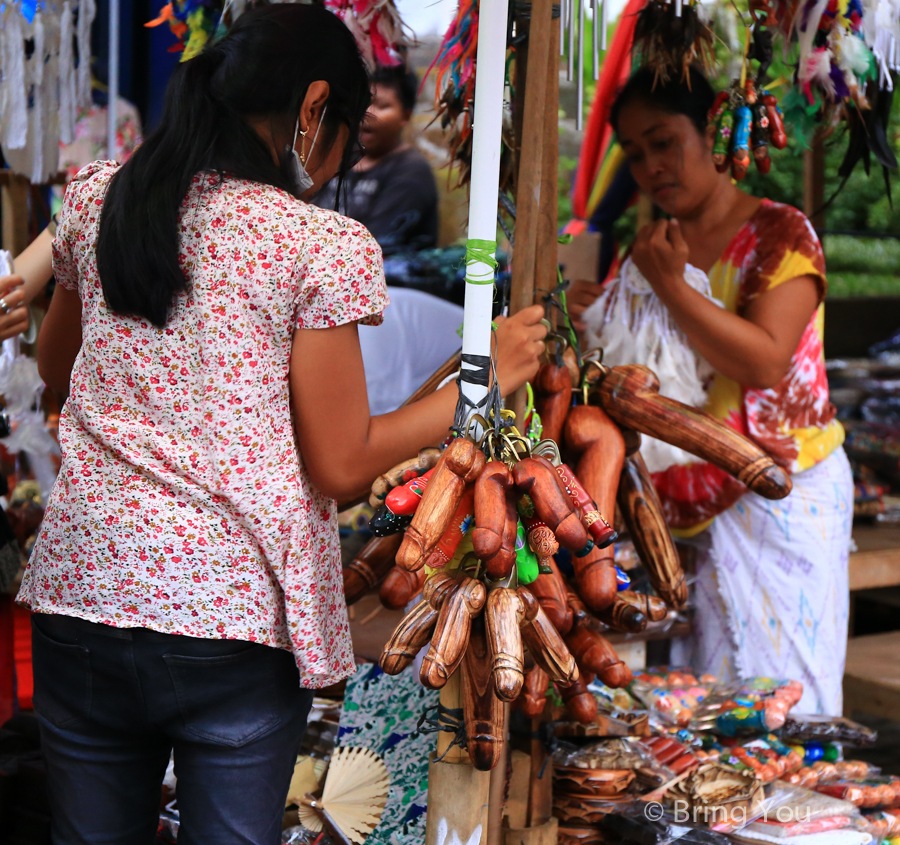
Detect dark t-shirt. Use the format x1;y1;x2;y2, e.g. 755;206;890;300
314;146;438;255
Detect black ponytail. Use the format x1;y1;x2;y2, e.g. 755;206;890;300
96;4;370;327
610;66;716;137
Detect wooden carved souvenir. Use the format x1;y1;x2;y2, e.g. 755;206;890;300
420;574;487;689
617;453;687;608
379;573;460;674
379;564;426;611
423;487;476;568
397;438;486;571
369;447;443;509
484;587;525;701
557;673;599;725
521;663;550;719
522;513;559;571
517;587;579;685
461;617;506;771
385;468;434;516
565;593;632;688
533;362;573;445
472;462;518;580
343;534;403;606
594;593;648;634
617;590;668;622
596;365;792;499
524;556;573;636
563;405;625;611
514;456;591;555
556;462;617;549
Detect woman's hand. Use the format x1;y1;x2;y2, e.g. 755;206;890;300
493;304;548;396
631;219;689;296
0;276;30;341
566;279;607;334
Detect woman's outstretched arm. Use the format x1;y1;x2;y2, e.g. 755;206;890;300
290;304;548;502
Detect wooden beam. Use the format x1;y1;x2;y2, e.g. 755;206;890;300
803;135;825;232
535;12;561;304
1;171;30;256
509;0;555;317
849;548;900;591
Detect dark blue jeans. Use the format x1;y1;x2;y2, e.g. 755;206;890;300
31;613;314;845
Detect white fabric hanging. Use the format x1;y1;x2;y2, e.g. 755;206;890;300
0;0;96;182
583;257;724;474
0;251;60;506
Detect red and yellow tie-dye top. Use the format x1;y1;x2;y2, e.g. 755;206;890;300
651;199;844;532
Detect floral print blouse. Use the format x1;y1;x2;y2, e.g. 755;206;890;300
652;200;844;531
20;161;389;688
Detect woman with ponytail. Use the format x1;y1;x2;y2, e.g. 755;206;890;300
19;6;547;842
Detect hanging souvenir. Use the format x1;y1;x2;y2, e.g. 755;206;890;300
632;0;716;86
147;0;408;68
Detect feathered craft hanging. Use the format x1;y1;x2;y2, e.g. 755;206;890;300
146;0;409;68
423;0;480;186
632;0;717;86
0;0;96;183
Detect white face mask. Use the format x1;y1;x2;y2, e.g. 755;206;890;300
289;103;327;194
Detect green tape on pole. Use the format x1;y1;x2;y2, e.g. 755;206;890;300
464;238;499;285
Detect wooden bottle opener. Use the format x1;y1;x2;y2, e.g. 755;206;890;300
343;534;402;606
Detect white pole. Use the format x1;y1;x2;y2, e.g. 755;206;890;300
458;0;511;423
107;0;119;160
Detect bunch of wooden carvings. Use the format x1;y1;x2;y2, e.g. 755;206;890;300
341;357;792;772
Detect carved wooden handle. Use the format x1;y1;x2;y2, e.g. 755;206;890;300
379;573;462;674
343;534;402;606
597;365;792;499
420;575;487;689
379;600;440;675
369;447;443;509
473;462;515;560
514;456;591;555
517;587;578;685
485;588;525;701
472;462;518;580
533;362;573;446
565;591;633;688
397;438;486;571
617;452;687;609
594;593;648;633
462;618;506;771
617;589;668;622
562;404;625;612
557;673;599;724
520;664;550;719
524;556;573;636
378;564;426;611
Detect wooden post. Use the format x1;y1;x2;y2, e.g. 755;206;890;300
536;12;561;310
1;171;31;256
510;0;556;424
486;702;511;845
804;134;825;233
527;719;554;827
425;751;491;845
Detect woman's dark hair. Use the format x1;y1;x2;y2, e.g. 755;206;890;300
610;66;716;137
371;65;419;113
96;4;370;327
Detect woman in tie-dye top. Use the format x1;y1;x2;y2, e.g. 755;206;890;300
593;67;853;715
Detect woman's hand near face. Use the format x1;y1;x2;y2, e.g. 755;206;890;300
0;276;31;341
631;219;689;295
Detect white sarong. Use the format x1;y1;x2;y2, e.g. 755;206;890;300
671;447;854;715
